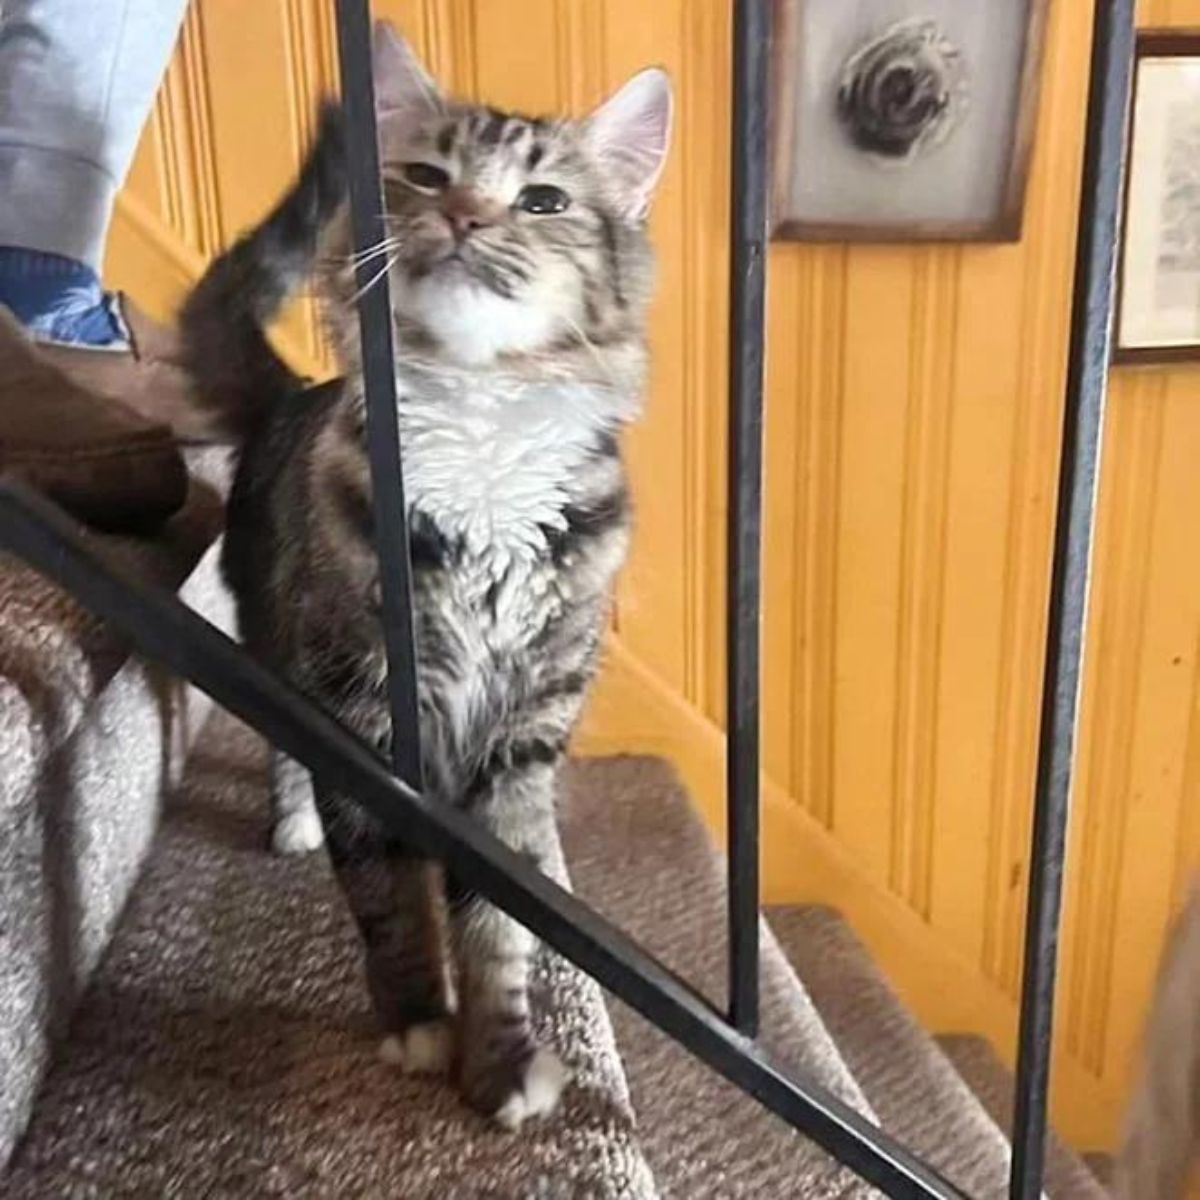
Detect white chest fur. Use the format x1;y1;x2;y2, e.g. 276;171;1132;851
396;365;627;575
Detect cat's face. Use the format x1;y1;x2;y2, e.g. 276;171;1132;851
360;24;672;367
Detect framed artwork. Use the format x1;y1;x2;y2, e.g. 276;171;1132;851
770;0;1049;242
1115;32;1200;365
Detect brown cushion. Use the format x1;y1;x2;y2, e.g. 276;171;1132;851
0;311;187;532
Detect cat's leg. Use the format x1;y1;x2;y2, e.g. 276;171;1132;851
269;748;324;855
450;756;568;1129
313;784;455;1073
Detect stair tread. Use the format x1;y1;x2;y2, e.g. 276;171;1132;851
5;711;655;1200
0;448;235;1171
0;446;230;808
938;1035;1109;1200
561;758;880;1199
769;905;1017;1200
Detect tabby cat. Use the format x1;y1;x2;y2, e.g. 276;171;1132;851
179;22;671;1129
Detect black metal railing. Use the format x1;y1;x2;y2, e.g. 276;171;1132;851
0;2;1135;1197
1009;3;1135;1196
726;0;768;1041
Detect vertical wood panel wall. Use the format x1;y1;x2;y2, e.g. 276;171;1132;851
105;0;1200;1151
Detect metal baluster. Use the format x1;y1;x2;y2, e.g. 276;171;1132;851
1009;2;1135;1196
334;0;423;788
726;0;770;1039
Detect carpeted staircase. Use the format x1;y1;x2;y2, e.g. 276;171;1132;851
0;476;1112;1197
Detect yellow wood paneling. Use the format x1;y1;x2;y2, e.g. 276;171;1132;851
107;0;1200;1153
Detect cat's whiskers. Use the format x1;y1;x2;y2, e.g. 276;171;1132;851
560;313;617;385
347;236;402;267
347;247;397;271
349;250;400;303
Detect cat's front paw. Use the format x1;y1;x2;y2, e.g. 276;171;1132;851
379;1018;456;1076
271;808;325;855
462;1043;568;1130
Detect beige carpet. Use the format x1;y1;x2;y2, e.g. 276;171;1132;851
937;1035;1108;1200
561;758;880;1200
5;708;1110;1199
5;711;655;1200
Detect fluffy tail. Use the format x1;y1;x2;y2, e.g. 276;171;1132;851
1112;879;1200;1200
178;100;346;439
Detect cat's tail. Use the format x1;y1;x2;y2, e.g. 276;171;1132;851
178;99;347;440
1112;878;1200;1200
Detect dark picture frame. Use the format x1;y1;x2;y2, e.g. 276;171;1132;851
769;0;1050;243
1114;31;1200;365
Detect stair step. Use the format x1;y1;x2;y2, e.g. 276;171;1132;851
769;906;1015;1200
0;447;233;1169
5;712;655;1199
938;1035;1109;1199
561;758;879;1199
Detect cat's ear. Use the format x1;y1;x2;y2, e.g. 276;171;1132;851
583;68;673;220
372;20;443;122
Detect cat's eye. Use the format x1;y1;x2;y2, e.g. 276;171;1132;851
514;184;570;215
402;162;451;191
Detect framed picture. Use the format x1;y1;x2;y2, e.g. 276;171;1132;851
1114;32;1200;365
770;0;1049;242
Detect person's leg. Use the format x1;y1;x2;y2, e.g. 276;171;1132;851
0;0;200;532
0;0;188;345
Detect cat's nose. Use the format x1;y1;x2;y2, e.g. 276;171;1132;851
446;211;489;239
441;188;495;241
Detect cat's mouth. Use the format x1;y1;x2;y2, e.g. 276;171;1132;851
411;244;513;296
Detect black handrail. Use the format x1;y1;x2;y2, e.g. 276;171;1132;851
0;478;968;1200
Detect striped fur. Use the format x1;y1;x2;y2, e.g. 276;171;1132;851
179;24;670;1128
